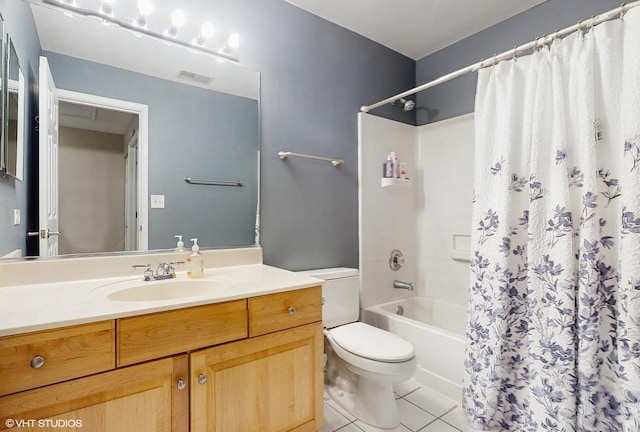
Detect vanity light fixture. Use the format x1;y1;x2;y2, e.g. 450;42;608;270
193;22;214;46
134;0;153;28
165;9;185;38
42;0;239;62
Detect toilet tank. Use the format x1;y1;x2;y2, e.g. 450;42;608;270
296;268;359;328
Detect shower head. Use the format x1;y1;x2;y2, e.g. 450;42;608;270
393;98;415;112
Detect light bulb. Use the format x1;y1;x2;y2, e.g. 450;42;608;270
193;22;214;46
165;9;185;38
134;0;153;27
138;0;153;17
171;10;185;28
200;22;214;39
227;33;240;49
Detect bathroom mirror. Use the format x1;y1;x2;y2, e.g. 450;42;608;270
4;38;25;181
0;0;260;259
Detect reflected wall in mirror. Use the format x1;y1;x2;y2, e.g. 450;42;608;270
0;0;260;259
5;37;25;181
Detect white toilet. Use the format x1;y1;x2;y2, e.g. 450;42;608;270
298;268;416;429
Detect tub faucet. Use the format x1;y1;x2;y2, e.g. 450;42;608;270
393;280;414;291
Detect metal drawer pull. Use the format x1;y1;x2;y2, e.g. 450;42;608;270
30;355;45;369
177;379;187;390
288;306;296;316
197;374;208;385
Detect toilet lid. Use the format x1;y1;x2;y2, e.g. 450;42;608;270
329;322;415;362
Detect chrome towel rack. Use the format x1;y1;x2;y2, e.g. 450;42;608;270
278;151;344;167
184;177;243;187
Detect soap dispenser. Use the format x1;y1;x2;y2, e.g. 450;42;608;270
174;235;185;252
187;238;204;278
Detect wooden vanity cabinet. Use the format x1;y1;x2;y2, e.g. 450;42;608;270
0;286;323;432
0;354;189;432
0;321;115;397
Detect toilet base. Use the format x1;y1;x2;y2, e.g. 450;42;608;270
327;377;401;429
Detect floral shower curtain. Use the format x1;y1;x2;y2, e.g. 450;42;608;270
464;7;640;432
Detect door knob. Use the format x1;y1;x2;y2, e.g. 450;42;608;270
197;374;208;385
27;229;62;239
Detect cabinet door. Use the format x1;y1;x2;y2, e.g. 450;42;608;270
0;355;189;432
191;322;323;432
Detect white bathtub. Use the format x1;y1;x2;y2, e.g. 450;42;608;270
362;297;466;405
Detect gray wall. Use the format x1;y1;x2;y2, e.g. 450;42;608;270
0;0;40;256
238;0;415;269
415;0;624;125
45;51;260;250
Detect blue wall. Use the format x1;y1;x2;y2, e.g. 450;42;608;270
415;0;624;125
238;0;415;269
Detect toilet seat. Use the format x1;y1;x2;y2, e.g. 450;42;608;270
328;322;414;362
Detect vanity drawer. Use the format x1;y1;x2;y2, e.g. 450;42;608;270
117;299;248;366
249;286;322;337
0;321;115;396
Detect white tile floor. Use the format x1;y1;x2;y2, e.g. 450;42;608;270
319;379;476;432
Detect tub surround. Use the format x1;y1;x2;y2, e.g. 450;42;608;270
0;247;321;336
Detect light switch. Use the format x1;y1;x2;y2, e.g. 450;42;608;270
13;209;20;226
150;194;165;209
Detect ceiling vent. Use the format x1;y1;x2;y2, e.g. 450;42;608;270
177;70;214;85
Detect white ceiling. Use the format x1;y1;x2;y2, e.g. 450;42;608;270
285;0;549;60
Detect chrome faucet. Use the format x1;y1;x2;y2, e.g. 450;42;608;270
132;262;184;281
393;280;414;291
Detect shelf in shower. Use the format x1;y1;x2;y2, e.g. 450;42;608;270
381;178;411;188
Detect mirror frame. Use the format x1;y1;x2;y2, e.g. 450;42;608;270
4;37;25;181
0;13;5;175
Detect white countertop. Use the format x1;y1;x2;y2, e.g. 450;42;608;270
0;264;322;337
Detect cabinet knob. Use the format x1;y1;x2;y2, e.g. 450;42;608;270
177;379;187;391
30;355;45;369
288;306;296;316
197;374;208;385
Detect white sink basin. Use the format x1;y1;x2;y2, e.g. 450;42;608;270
96;277;231;302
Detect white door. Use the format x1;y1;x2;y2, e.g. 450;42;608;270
38;57;60;256
124;133;139;251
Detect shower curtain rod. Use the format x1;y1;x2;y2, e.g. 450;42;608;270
360;1;640;113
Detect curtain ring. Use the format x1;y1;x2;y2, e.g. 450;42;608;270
492;53;498;66
590;15;596;29
541;34;550;51
619;3;626;19
512;45;518;62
